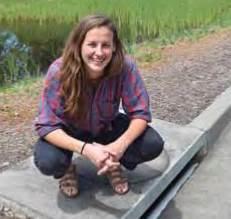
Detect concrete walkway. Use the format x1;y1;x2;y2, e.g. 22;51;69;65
159;119;231;219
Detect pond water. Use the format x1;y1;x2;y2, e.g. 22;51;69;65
0;20;73;85
0;30;35;85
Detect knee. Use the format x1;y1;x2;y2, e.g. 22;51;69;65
141;133;164;161
34;150;69;176
141;136;170;173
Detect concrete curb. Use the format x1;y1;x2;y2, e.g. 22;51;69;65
188;86;231;149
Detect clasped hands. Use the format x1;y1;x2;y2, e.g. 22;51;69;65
83;141;125;176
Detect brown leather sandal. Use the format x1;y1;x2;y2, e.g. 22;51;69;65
59;164;79;198
107;166;129;195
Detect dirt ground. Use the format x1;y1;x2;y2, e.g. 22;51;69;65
0;29;231;173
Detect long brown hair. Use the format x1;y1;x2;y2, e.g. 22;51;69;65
60;14;125;118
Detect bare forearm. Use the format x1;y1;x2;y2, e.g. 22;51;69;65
44;129;85;154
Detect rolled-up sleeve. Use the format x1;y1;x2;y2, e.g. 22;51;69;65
35;61;66;137
121;58;152;122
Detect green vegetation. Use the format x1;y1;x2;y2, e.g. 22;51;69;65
0;0;230;86
1;0;230;42
0;76;42;94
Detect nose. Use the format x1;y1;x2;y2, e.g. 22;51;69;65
95;45;103;56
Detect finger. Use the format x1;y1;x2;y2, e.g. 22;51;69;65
96;149;110;161
104;148;117;157
105;158;120;168
98;157;120;174
106;158;120;166
109;164;121;171
98;152;110;164
97;165;109;175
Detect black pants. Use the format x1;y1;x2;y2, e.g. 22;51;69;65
34;114;164;178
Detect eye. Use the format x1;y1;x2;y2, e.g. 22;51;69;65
87;42;97;47
102;43;111;49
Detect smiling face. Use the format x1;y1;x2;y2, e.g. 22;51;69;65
81;26;115;80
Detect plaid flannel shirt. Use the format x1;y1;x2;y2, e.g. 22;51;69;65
35;57;151;138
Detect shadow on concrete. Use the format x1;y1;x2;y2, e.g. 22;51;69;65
56;155;168;217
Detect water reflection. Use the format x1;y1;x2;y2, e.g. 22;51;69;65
0;20;73;85
0;30;36;85
0;19;73;69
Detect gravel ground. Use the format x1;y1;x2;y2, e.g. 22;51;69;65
0;29;230;219
143;30;231;124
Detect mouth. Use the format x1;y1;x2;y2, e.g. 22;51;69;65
91;59;106;65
